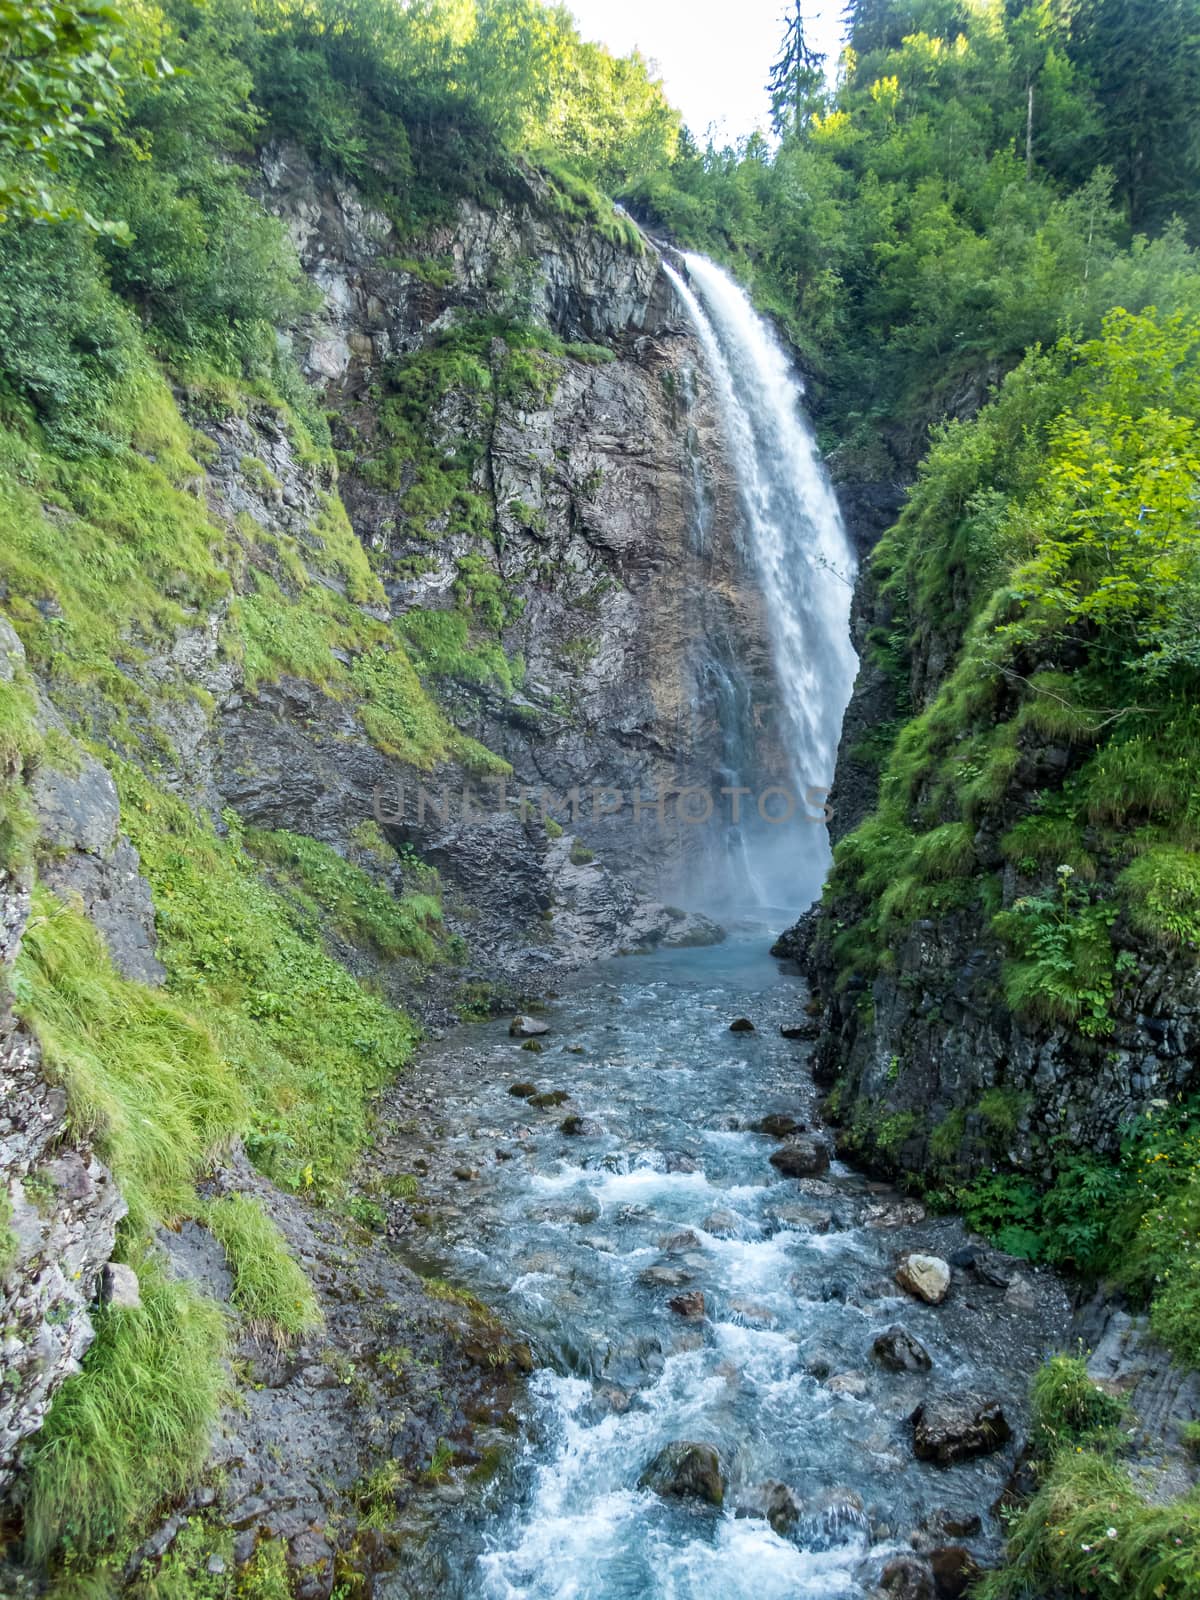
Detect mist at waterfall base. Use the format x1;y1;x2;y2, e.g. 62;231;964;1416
662;253;858;922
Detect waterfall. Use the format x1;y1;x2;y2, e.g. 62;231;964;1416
663;253;859;912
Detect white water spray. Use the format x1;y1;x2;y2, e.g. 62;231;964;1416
664;254;858;907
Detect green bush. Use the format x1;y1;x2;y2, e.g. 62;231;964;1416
202;1193;321;1343
22;1261;225;1566
1030;1354;1126;1456
16;886;246;1233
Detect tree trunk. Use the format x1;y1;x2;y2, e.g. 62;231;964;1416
1026;78;1034;180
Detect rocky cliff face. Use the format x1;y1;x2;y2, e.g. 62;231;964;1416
248;147;787;932
0;151;794;1546
781;496;1200;1185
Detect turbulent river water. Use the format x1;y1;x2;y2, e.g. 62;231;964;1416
381;932;1070;1599
376;258;1067;1596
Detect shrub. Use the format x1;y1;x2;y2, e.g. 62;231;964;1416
21;1262;225;1566
202;1193;321;1343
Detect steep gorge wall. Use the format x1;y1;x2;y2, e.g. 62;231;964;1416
0;151;791;1547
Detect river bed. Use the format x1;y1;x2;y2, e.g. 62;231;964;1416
369;929;1071;1598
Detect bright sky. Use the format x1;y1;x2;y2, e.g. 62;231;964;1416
566;1;847;145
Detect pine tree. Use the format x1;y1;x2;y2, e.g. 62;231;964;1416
1070;0;1200;235
767;3;825;136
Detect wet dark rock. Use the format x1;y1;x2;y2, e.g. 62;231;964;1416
529;1089;569;1108
509;1015;549;1038
666;1291;705;1321
559;1114;600;1136
658;1229;701;1253
507;1082;537;1098
639;1264;693;1289
520;1038;544;1053
779;1021;818;1040
872;1326;933;1373
735;1479;800;1534
753;1113;805;1139
804;1486;869;1548
663;1151;700;1173
928;1545;983;1598
911;1394;1012;1465
701;1209;740;1236
638;1441;725;1505
880;1555;937;1599
769;1137;831;1178
728;1017;756;1033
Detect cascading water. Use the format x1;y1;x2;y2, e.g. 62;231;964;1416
663;254;858;911
381;257;1062;1600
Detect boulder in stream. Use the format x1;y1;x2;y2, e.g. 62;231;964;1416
880;1555;936;1599
753;1112;805;1139
928;1545;984;1598
872;1325;933;1373
638;1441;725;1505
895;1253;952;1304
509;1015;549;1038
729;1017;756;1033
735;1479;800;1534
911;1393;1012;1464
769;1136;831;1178
666;1290;705;1320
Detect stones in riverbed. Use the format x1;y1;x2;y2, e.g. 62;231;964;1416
928;1545;984;1598
639;1264;694;1289
910;1393;1012;1464
728;1017;756;1033
735;1479;800;1534
507;1082;537;1098
509;1015;549;1037
861;1198;927;1228
638;1441;725;1505
658;1228;701;1253
520;1039;543;1052
879;1555;936;1599
667;1290;706;1320
769;1136;831;1178
753;1112;805;1139
895;1253;952;1304
701;1209;741;1237
528;1089;569;1109
559;1114;600;1136
779;1021;818;1040
871;1325;933;1373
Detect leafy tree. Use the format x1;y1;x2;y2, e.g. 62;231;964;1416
0;0;163;229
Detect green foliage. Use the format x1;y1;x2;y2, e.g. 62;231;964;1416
244;827;445;964
0;0;156;229
994;874;1119;1037
235;1538;291;1600
980;1441;1200;1600
21;1260;226;1566
202;1192;322;1342
16;886;246;1234
113;761;420;1196
1119;847;1200;950
1030;1354;1126;1457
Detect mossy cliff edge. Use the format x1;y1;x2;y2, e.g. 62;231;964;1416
0;15;770;1591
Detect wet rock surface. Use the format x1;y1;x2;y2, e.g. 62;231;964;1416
910;1395;1013;1466
639;1441;726;1505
